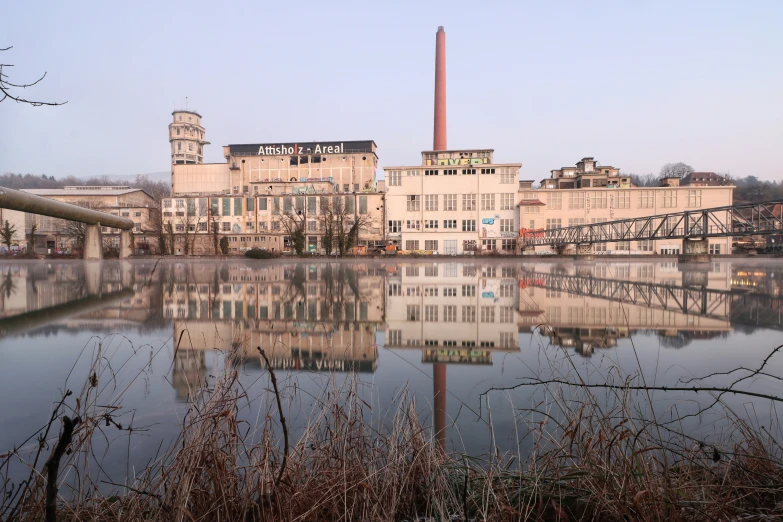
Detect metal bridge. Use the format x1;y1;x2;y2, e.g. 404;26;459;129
520;270;783;329
0;186;134;259
520;200;783;247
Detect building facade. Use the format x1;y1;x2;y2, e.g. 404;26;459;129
384;149;524;255
169;110;209;165
524;158;734;255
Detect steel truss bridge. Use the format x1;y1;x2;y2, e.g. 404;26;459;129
521;200;783;246
520;270;783;329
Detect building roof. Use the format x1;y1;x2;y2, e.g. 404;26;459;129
683;172;723;184
518;199;546;206
22;188;152;197
172;109;202;118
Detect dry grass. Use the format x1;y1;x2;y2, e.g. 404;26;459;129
2;340;783;522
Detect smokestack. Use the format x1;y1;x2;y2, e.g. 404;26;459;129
433;26;447;151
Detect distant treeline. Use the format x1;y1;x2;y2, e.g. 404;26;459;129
0;172;170;200
629;172;782;204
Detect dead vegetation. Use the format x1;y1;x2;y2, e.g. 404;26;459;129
2;335;783;521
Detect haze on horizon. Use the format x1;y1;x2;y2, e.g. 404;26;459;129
1;1;781;181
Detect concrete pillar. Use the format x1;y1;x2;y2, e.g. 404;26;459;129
120;260;134;289
84;261;103;296
678;238;710;264
83;224;103;261
119;229;132;259
575;243;595;261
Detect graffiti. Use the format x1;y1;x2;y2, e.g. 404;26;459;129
396;250;435;256
519;228;545;238
232;223;242;233
425;157;489;166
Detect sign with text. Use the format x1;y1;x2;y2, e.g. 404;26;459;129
229;141;375;156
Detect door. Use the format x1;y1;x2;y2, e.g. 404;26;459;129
444;240;457;256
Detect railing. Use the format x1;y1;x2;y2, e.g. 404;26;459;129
521;200;783;246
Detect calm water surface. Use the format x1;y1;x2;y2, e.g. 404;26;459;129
1;258;782;481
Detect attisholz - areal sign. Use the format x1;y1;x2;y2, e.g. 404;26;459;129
229;141;375;156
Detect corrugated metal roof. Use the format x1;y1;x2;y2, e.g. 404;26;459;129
22;188;147;196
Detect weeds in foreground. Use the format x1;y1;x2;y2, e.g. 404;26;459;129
2;338;783;521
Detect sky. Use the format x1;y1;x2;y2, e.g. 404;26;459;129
1;1;781;182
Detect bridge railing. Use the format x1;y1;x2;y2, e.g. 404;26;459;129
521;200;783;246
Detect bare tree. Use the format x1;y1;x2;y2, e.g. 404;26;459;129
0;46;66;106
629;173;658;187
27;223;37;253
318;195;374;256
659;162;694;179
146;205;167;254
279;210;306;256
178;201;208;255
61;200;98;251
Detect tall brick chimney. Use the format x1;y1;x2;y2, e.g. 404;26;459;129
433;26;447;151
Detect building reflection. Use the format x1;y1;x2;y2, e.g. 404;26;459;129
0;261;161;336
164;262;384;400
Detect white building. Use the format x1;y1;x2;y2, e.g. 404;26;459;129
384;149;525;255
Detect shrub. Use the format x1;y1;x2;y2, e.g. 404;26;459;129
244;248;278;259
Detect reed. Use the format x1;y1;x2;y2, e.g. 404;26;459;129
2;339;782;521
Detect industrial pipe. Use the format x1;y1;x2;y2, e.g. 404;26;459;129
0;186;134;230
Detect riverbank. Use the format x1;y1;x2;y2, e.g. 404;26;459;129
4;350;782;522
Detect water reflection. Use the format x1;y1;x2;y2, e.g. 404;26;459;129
1;258;783;455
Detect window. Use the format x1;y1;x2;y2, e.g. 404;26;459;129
616;241;631;251
481;239;496;250
639;190;655;208
359;196;368;214
308;196;317;213
424;220;438;229
568;192;585;209
388;220;402;233
547;193;562;210
272;221;281;231
388;283;401;296
662;191;677;208
480;306;495;323
198;222;207;232
425;305;438;322
444;288;457;297
590;192;608;209
501;239;516;250
546;218;562;229
424;169;438;176
443;194;457;211
443;305;457;322
163;199;172;208
500;219;514;233
175;199;185;208
463;239;477;251
462;219;476;232
425;195;438;211
134;211;142;217
462;168;476;175
405;240;419;251
481;193;495;210
462;285;476;297
638;240;653;252
407;305;421;321
443;219;457;229
407;195;420;212
258;197;268;211
616;192;630;209
709;243;722;255
307;221;317;232
500;167;517;184
388;170;402;185
388;330;402;345
343;184;350;193
222;222;231;232
480;168;496;174
500;193;515;210
406;170;420;177
461;306;476;323
443;169;457;175
568;217;585;227
425;240;438;250
222;198;231;215
406;220;420;230
462;194;476;211
424;286;438;296
687;190;702;208
258;221;267;231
